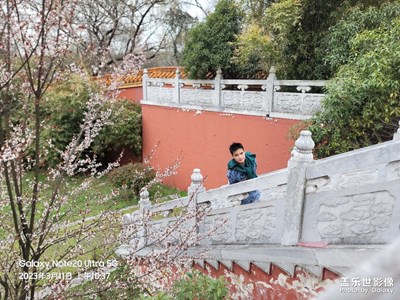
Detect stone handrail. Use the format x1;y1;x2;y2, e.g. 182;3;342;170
119;122;400;258
141;67;327;120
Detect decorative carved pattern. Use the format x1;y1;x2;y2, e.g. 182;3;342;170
302;95;323;114
181;89;197;104
202;214;233;242
317;191;395;239
306;176;331;194
338;169;378;189
160;88;174;102
242;92;263;110
223;91;241;108
274;94;301;113
259;185;286;201
385;160;400;180
148;86;160;102
236;207;276;242
197;90;213;106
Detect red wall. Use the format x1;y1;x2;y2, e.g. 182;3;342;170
194;262;339;300
118;87;143;103
142;104;299;190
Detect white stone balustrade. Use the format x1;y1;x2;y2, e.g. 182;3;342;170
119;123;400;257
141;67;326;120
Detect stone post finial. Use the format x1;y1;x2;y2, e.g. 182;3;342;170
143;68;148;77
175;68;180;78
188;168;205;202
394;120;400;141
291;130;315;163
267;66;277;80
139;187;151;210
191;168;203;185
216;68;223;79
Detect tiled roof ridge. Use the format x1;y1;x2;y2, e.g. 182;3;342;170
120;66;187;88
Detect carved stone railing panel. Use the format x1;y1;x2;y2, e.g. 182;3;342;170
199;200;284;245
180;89;214;106
302;140;400;244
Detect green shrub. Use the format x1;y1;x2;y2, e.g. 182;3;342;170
171;270;228;300
108;163;155;200
92;100;142;159
34;76;142;167
308;9;400;158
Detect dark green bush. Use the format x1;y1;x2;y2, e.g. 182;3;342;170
171;270;228;300
92;100;142;159
108;163;155;200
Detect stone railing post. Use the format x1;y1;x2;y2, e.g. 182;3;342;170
263;66;276;115
394;120;400;141
282;130;315;246
137;187;152;249
187;169;205;241
173;68;181;104
142;69;149;101
188;168;205;208
214;69;223;108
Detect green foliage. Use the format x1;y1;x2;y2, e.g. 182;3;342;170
262;0;302;76
309;15;400;157
146;270;228;300
108;163;156;200
37;76;142;167
40;75;90;166
181;0;244;79
231;22;274;78
323;1;400;74
93;100;142;159
171;270;228;300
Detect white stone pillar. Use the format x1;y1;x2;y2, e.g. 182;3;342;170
393;120;400;141
264;66;277;115
174;68;181;104
187;169;205;243
137;187;151;248
214;69;223;108
282;130;315;246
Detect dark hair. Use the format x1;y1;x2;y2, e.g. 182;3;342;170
229;142;244;155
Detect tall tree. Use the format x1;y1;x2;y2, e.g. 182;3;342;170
180;0;244;79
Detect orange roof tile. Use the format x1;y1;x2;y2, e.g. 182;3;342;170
119;67;187;88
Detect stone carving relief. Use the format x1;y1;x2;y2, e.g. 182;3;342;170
160;88;174;102
338;169;378;189
148;86;160;102
181;89;198;104
274;94;301;113
242;92;264;110
317;191;395;240
236;206;276;242
201;213;233;243
223;91;241;108
259;185;286;201
306;176;332;194
197;90;213;106
385;160;400;181
302;95;323;114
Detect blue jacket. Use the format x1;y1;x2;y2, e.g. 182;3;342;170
226;152;261;204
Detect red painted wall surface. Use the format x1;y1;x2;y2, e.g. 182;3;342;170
142;104;299;190
118;87;142;103
194;262;339;300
